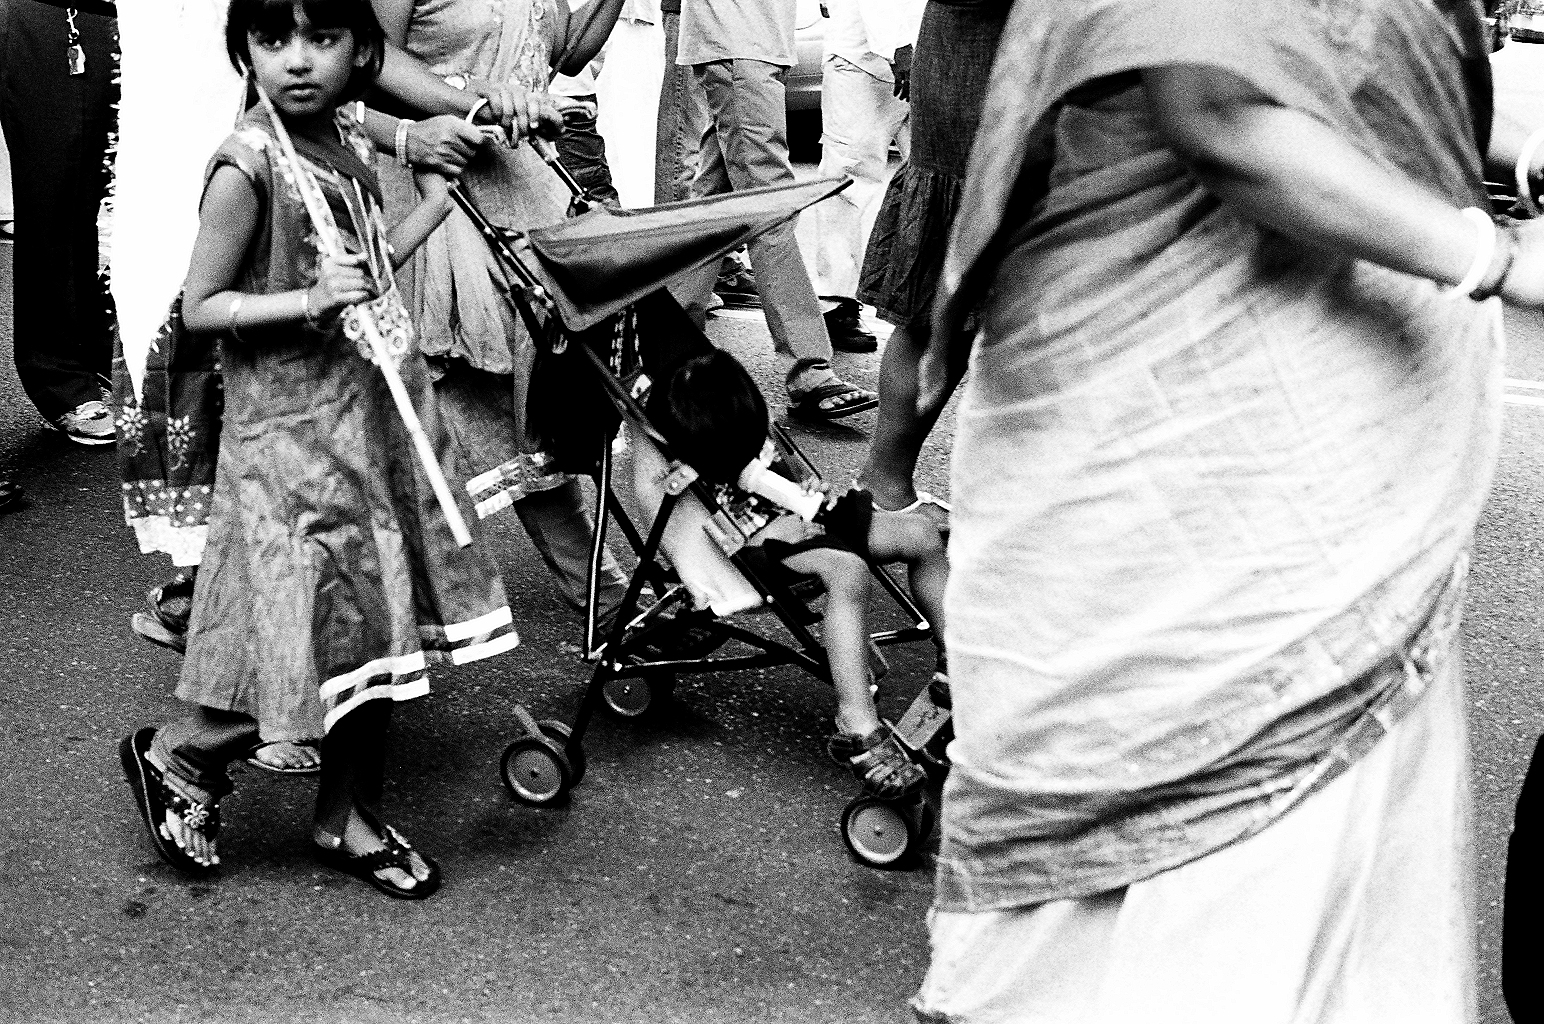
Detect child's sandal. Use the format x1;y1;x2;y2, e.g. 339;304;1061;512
119;727;222;874
828;726;927;800
315;809;442;901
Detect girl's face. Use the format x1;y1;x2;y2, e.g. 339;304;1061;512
246;5;369;120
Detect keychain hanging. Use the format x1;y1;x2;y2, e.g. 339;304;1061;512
65;7;85;76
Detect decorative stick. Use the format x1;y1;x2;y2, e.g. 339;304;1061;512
252;82;473;548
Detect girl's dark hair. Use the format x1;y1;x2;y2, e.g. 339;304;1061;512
648;350;769;485
225;0;386;102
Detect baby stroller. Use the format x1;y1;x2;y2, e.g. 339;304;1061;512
450;147;952;867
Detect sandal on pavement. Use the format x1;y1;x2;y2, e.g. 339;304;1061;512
788;379;878;422
131;574;194;653
315;807;441;901
119;727;220;874
829;725;927;800
245;740;322;775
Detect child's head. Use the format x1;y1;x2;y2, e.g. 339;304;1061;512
648;350;770;485
226;0;385;108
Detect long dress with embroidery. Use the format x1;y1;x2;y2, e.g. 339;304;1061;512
380;0;574;517
175;107;519;741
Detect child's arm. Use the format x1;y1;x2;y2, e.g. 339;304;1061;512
386;170;456;269
182;165;375;334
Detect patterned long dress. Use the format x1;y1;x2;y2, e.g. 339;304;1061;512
173;106;519;741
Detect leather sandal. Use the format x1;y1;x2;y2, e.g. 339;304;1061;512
119;727;220;874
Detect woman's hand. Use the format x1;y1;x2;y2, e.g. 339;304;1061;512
1499;221;1544;308
407;116;484;175
468;77;564;143
308;251;376;320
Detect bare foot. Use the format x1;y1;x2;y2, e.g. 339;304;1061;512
158;774;220;868
249;741;321;772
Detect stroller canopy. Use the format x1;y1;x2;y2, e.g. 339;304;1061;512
525;178;849;332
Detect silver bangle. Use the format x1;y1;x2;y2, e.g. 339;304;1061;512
465;97;490;125
394;118;413;167
300;288;321;328
226;295;245;343
1451;207;1498;298
1517;128;1544;218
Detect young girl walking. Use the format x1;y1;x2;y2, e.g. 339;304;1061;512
120;0;519;899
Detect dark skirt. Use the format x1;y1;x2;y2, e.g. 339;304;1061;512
858;0;1009;327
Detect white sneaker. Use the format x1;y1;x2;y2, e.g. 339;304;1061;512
46;399;115;445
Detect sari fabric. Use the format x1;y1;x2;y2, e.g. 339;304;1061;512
933;0;1501;912
381;0;573;509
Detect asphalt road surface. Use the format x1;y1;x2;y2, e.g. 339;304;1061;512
3;238;1543;1023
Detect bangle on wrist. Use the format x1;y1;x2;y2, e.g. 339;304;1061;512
465;97;489;125
1516;128;1544;218
300;287;322;328
394;118;413;167
226;295;245;343
1472;223;1520;301
1451;207;1497;298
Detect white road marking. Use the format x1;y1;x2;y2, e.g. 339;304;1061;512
1504;394;1544;407
1505;378;1544;391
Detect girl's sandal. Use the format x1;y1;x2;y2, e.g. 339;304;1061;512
315;810;442;901
828;726;927;800
119;727;221;874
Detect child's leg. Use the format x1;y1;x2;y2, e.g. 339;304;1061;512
313;700;433;891
780;548;880;735
147;707;260;865
866;512;949;642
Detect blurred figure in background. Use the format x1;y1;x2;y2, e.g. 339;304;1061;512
0;0;119;446
813;0;924;354
855;0;1009;521
670;0;878;423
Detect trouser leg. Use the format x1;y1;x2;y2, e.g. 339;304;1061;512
691;58;836;397
513;480;628;634
0;4;116;420
815;56;909;300
556;96;621;207
147;707;260;802
653;11;706;206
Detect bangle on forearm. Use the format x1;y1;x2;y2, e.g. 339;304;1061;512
300;287;322;328
1451;207;1497;297
465;97;489;125
226;295;245;343
1516;128;1544;218
395;118;413;167
1472;223;1520;301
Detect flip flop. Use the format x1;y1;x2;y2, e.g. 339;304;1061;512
245;740;322;775
314;807;441;900
788;379;879;422
119;727;219;874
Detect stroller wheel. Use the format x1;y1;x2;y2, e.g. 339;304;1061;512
501;736;573;806
602;674;673;719
536;719;586;785
840;796;920;868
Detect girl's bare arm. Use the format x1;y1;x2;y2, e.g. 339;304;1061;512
182;166;375;333
386;172;455;267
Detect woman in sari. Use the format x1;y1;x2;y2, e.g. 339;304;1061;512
911;1;1544;1020
366;0;631;625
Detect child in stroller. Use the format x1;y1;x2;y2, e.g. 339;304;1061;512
648;349;950;801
